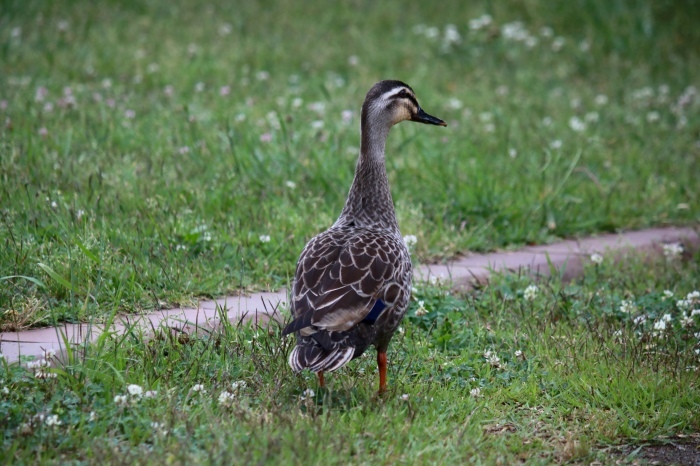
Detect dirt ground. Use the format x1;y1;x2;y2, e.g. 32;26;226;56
615;436;700;465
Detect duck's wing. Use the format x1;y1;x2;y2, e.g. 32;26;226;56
282;228;407;337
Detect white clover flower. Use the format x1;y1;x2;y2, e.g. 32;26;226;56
307;101;326;114
443;24;461;44
585;112;599;123
151;422;168;436
311;120;324;130
259;235;271;243
88;411;96;422
470;387;482;398
691;309;700;317
524;36;538;48
231;381;247;392
551;37;566;51
663;290;674;300
35;370;57;379
590;253;604;265
35;87;48;102
348;55;359;66
403;235;418;251
27;359;49;370
487;354;501;367
191;384;206;393
127;384;143;397
299;389;315;400
424;27;439;39
124;109;136;119
662;242;683;260
539;26;553;38
502;21;528;41
514;350;523;358
415;300;428;316
619;300;636;314
469;15;491;31
523;285;539;301
542;116;553;127
677;299;691;310
400;393;410;401
595;94;609;106
568;116;586;132
688;291;700;301
549;140;562;150
483;350;502;368
194;82;205;92
653;320;667;331
114;395;128;405
285;180;297;189
218;23;232;36
646;111;660;123
256;71;270;81
508;148;517;158
633;315;647;325
1;385;7;395
447;98;463;109
144;390;158;398
218;390;236;407
44;414;61;427
632;87;654;100
613;329;623;337
341;109;354;124
681;314;694;328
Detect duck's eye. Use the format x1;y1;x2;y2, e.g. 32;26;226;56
398;89;409;98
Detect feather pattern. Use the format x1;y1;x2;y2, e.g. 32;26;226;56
282;80;445;380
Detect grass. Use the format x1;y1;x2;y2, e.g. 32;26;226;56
1;1;699;325
1;249;699;464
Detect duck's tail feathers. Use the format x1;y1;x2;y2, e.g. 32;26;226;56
288;345;354;373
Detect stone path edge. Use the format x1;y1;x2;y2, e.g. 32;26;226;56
1;226;698;364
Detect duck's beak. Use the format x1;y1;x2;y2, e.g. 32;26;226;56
411;107;447;126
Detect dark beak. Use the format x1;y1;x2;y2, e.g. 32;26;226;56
411;107;447;127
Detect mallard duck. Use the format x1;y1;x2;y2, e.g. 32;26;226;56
282;80;446;392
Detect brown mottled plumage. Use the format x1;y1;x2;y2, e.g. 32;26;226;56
281;80;446;392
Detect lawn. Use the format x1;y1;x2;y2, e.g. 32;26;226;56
2;247;699;463
1;0;699;327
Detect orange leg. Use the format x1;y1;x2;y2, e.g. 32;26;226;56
317;370;325;388
377;351;387;393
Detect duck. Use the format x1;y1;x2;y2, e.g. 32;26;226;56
281;80;446;393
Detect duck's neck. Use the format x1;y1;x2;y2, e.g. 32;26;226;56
337;115;398;230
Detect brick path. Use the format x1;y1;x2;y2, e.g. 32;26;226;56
1;226;697;363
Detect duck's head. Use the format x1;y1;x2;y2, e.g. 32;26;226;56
362;80;447;129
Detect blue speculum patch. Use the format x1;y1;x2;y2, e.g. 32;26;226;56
362;299;387;324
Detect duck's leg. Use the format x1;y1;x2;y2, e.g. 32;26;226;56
317;370;325;388
377;351;387;393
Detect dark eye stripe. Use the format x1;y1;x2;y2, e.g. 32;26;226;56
392;90;419;108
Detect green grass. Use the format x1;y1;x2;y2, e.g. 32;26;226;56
1;0;699;326
2;250;699;464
